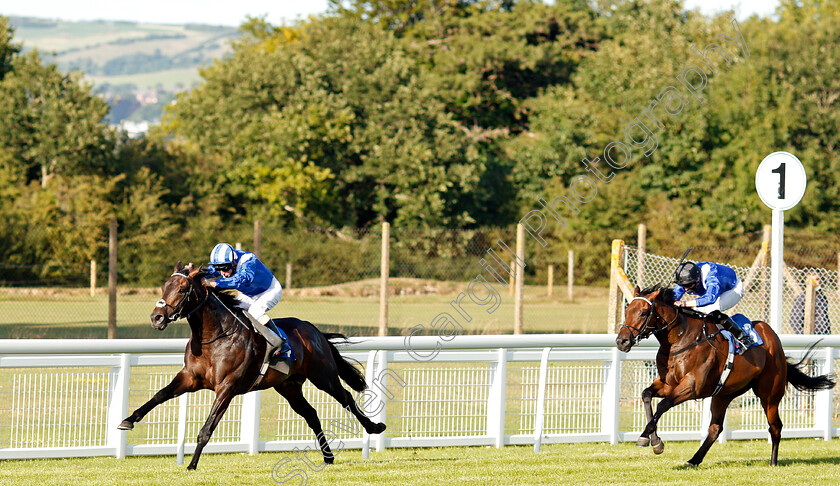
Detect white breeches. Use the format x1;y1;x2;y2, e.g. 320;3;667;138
233;277;283;318
695;280;744;313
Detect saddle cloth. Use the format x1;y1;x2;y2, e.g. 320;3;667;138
729;313;763;352
266;320;295;361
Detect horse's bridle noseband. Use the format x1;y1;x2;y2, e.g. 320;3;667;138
155;272;209;323
619;296;679;346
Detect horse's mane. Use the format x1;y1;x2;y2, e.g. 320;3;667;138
638;283;676;305
173;266;244;317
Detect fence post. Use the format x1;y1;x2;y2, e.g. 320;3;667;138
253;220;262;258
374;351;389;452
362;350;377;459
567;249;574;301
240;391;261;455
600;347;621;444
514;224;525;334
547;265;554;297
379;222;389;337
637;223;646;289
235;242;242;251
487;348;508;448
818;347;834;440
176;393;189;465
286;263;292;290
108;219;118;339
804;275;817;334
607;240;626;333
533;347;551;452
90;260;96;297
509;261;515;297
107;353;130;458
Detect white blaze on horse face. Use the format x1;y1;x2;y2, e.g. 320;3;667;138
156;299;167;308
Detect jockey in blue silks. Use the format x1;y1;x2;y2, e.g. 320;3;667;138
202;243;289;360
672;261;753;348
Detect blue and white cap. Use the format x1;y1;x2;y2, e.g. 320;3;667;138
210;243;237;266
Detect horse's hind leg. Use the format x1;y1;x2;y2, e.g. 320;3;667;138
757;385;785;466
119;369;198;430
638;378;668;454
311;375;386;435
685;394;734;467
275;380;336;464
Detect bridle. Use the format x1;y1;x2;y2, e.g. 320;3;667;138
155;272;209;323
619;296;680;346
155;271;246;344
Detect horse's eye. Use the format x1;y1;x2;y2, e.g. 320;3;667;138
639;310;650;316
178;288;188;294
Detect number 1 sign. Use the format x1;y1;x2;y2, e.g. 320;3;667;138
756;152;807;211
755;151;807;333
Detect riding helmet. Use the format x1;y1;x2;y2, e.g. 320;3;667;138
209;243;237;266
675;262;701;287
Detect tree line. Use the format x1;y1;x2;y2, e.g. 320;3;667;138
1;0;839;284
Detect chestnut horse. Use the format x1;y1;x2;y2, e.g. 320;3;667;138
615;284;834;466
117;262;386;470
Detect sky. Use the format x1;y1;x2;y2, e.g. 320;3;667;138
0;0;778;26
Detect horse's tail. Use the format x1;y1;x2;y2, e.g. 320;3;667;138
787;342;836;392
322;332;367;393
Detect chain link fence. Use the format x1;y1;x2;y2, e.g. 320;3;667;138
623;244;837;334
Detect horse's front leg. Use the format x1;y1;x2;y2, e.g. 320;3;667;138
640;376;699;449
637;377;669;454
187;381;237;470
119;369;198;430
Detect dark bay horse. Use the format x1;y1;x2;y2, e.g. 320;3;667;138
118;262;386;470
615;285;834;466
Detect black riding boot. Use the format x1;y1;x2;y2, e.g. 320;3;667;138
713;311;753;353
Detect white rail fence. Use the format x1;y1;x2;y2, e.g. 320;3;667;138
0;334;837;462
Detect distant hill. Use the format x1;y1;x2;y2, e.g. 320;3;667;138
8;16;239;89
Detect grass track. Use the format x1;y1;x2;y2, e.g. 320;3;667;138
2;439;840;485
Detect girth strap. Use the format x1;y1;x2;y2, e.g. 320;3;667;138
712;330;737;397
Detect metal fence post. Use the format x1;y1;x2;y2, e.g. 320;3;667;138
240;390;262;455
176;394;189;465
818;347;834;440
375;351;389;452
533;347;551;452
487;348;508;448
362;350;377;459
107;353;130;458
600;347;621;444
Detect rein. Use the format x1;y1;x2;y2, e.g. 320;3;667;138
158;272;246;345
619;297;680;346
668;321;723;357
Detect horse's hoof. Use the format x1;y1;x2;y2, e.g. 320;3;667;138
187;464;197;471
636;437;650;447
684;461;698;468
117;420;134;430
324;456;334;465
368;423;386;435
652;440;665;455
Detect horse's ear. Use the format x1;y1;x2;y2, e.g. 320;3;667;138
174;260;182;273
184;262;201;278
634;286;640;296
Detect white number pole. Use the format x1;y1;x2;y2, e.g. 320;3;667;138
755;151;807;334
769;208;784;332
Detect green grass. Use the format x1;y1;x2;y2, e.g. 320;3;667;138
0;285;610;339
2;439;840;485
